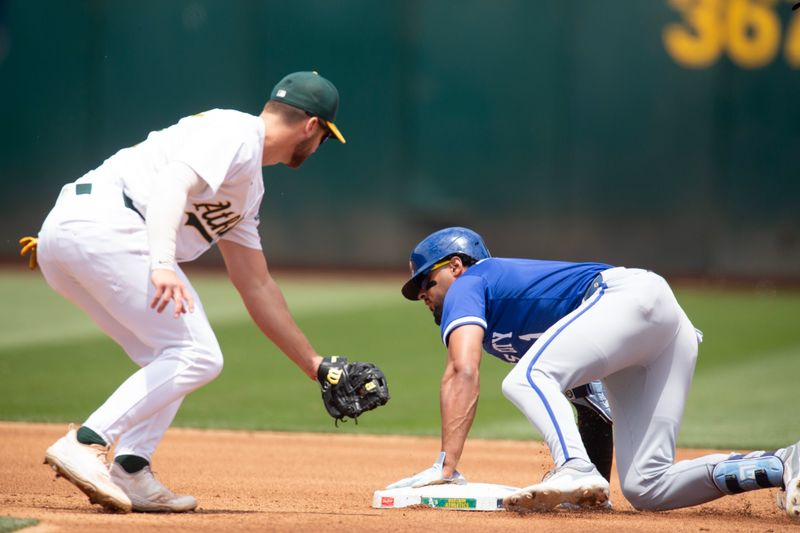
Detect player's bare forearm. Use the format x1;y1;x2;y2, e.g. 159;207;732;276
218;240;322;379
440;363;479;476
240;277;322;379
439;324;484;477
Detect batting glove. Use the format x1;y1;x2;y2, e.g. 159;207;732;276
19;236;38;270
385;451;467;489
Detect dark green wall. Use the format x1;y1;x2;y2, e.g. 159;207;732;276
2;0;798;277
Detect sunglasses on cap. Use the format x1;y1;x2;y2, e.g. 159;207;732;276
306;112;332;145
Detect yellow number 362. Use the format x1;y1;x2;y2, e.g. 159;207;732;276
664;0;800;69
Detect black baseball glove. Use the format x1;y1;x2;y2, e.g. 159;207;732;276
317;356;390;425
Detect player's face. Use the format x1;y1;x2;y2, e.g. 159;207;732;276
418;263;454;326
287;120;330;168
287;135;317;168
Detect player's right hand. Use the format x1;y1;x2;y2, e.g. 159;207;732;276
385;451;467;489
150;269;195;318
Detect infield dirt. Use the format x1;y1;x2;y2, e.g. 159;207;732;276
0;422;795;532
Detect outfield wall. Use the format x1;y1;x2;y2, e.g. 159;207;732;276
1;1;798;276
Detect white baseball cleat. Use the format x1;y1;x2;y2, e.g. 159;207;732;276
777;441;800;520
503;458;610;513
44;425;132;513
111;463;197;512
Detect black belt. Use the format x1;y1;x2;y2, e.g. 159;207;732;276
582;273;605;302
122;192;145;220
75;183;144;220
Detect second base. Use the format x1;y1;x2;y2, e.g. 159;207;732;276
373;482;520;511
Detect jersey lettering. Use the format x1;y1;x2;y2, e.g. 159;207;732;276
185;201;242;243
490;330;544;363
195;201;242;235
491;331;517;354
185;212;213;243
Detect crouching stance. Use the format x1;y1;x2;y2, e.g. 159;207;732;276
387;226;800;520
27;72;349;512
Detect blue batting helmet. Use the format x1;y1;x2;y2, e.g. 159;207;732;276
401;227;491;300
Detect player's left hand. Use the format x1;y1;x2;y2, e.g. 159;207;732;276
385;451;467;489
317;356;390;423
150;268;195;318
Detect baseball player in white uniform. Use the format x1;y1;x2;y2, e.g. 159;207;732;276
25;71;346;513
388;227;800;520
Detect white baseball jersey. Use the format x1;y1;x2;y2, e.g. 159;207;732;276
81;108;265;261
35;108;269;461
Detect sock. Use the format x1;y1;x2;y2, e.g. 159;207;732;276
76;426;107;446
115;454;150;474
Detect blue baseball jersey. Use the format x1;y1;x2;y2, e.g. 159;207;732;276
440;258;612;363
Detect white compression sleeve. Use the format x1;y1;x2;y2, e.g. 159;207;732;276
146;162;207;271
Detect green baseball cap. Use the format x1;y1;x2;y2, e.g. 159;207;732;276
269;71;346;144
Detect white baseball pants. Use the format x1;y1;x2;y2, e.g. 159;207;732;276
501;267;733;510
36;181;223;461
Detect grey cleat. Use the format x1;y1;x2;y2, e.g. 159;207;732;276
503;458;610;513
111;463;197;513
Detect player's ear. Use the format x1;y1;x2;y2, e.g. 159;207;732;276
303;117;318;136
450;256;465;277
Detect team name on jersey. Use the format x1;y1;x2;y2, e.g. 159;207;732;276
491;331;543;363
185;201;242;243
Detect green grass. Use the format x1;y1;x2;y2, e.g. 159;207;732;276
0;517;38;533
1;270;798;449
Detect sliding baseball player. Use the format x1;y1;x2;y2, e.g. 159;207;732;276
389;227;800;520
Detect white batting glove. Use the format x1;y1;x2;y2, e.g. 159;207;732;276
385;451;467;489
